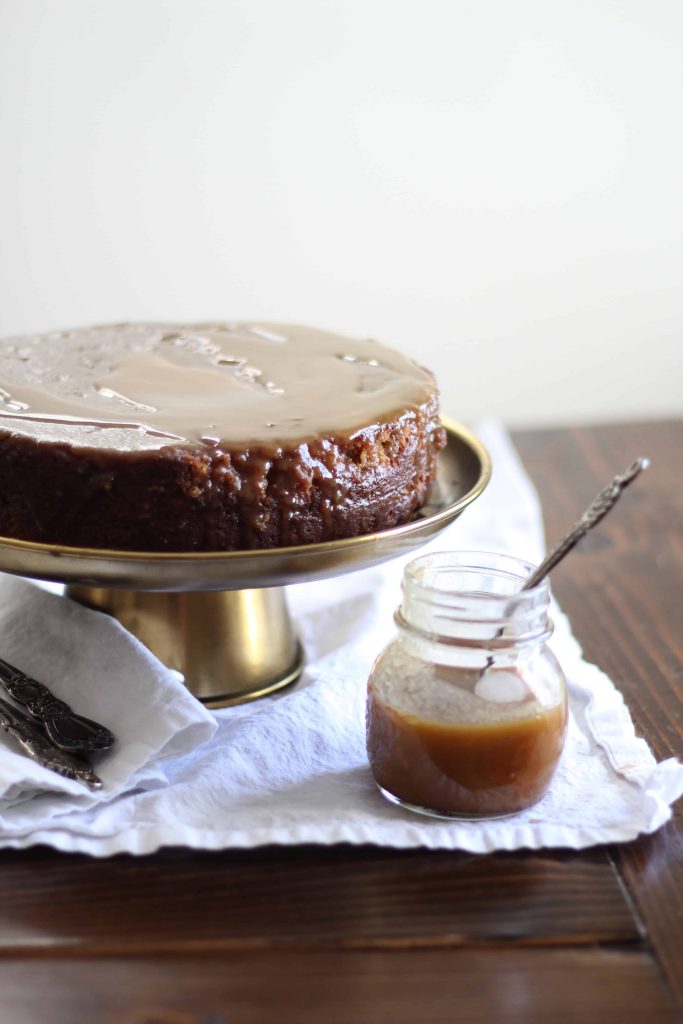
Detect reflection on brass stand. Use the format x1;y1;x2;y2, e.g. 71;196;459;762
66;586;303;708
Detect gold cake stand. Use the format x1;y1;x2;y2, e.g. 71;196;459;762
0;420;490;707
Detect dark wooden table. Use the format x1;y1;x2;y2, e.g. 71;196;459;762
0;420;681;1024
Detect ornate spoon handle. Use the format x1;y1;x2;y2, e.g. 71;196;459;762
0;696;103;790
0;657;115;753
480;457;649;675
522;457;650;592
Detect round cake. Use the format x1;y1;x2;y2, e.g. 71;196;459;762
0;322;446;551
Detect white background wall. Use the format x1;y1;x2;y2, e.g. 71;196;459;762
0;0;681;427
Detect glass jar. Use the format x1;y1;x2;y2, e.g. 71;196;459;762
366;551;568;819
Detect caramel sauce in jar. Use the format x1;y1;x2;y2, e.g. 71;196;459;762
367;669;567;817
366;553;568;819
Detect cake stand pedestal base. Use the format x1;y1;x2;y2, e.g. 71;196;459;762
66;586;304;708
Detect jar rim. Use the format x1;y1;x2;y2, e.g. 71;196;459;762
403;550;549;605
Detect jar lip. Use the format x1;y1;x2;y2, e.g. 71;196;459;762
404;550;549;604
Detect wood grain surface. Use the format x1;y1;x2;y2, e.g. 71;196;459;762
0;845;639;954
514;420;683;1005
0;950;678;1024
0;420;680;1023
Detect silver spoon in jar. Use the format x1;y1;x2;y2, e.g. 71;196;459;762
520;456;649;591
480;456;650;676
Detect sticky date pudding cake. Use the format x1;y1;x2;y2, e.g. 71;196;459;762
0;322;447;552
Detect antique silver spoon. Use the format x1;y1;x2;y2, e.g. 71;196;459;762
523;456;649;591
481;456;650;672
0;656;115;753
0;697;103;790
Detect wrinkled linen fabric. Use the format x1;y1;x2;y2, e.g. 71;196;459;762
0;420;680;856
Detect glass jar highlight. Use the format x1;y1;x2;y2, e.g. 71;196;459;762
366;551;568;819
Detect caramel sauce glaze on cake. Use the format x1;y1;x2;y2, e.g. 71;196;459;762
0;322;446;551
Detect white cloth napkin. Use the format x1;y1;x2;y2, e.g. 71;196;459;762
0;580;217;828
0;420;680;856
